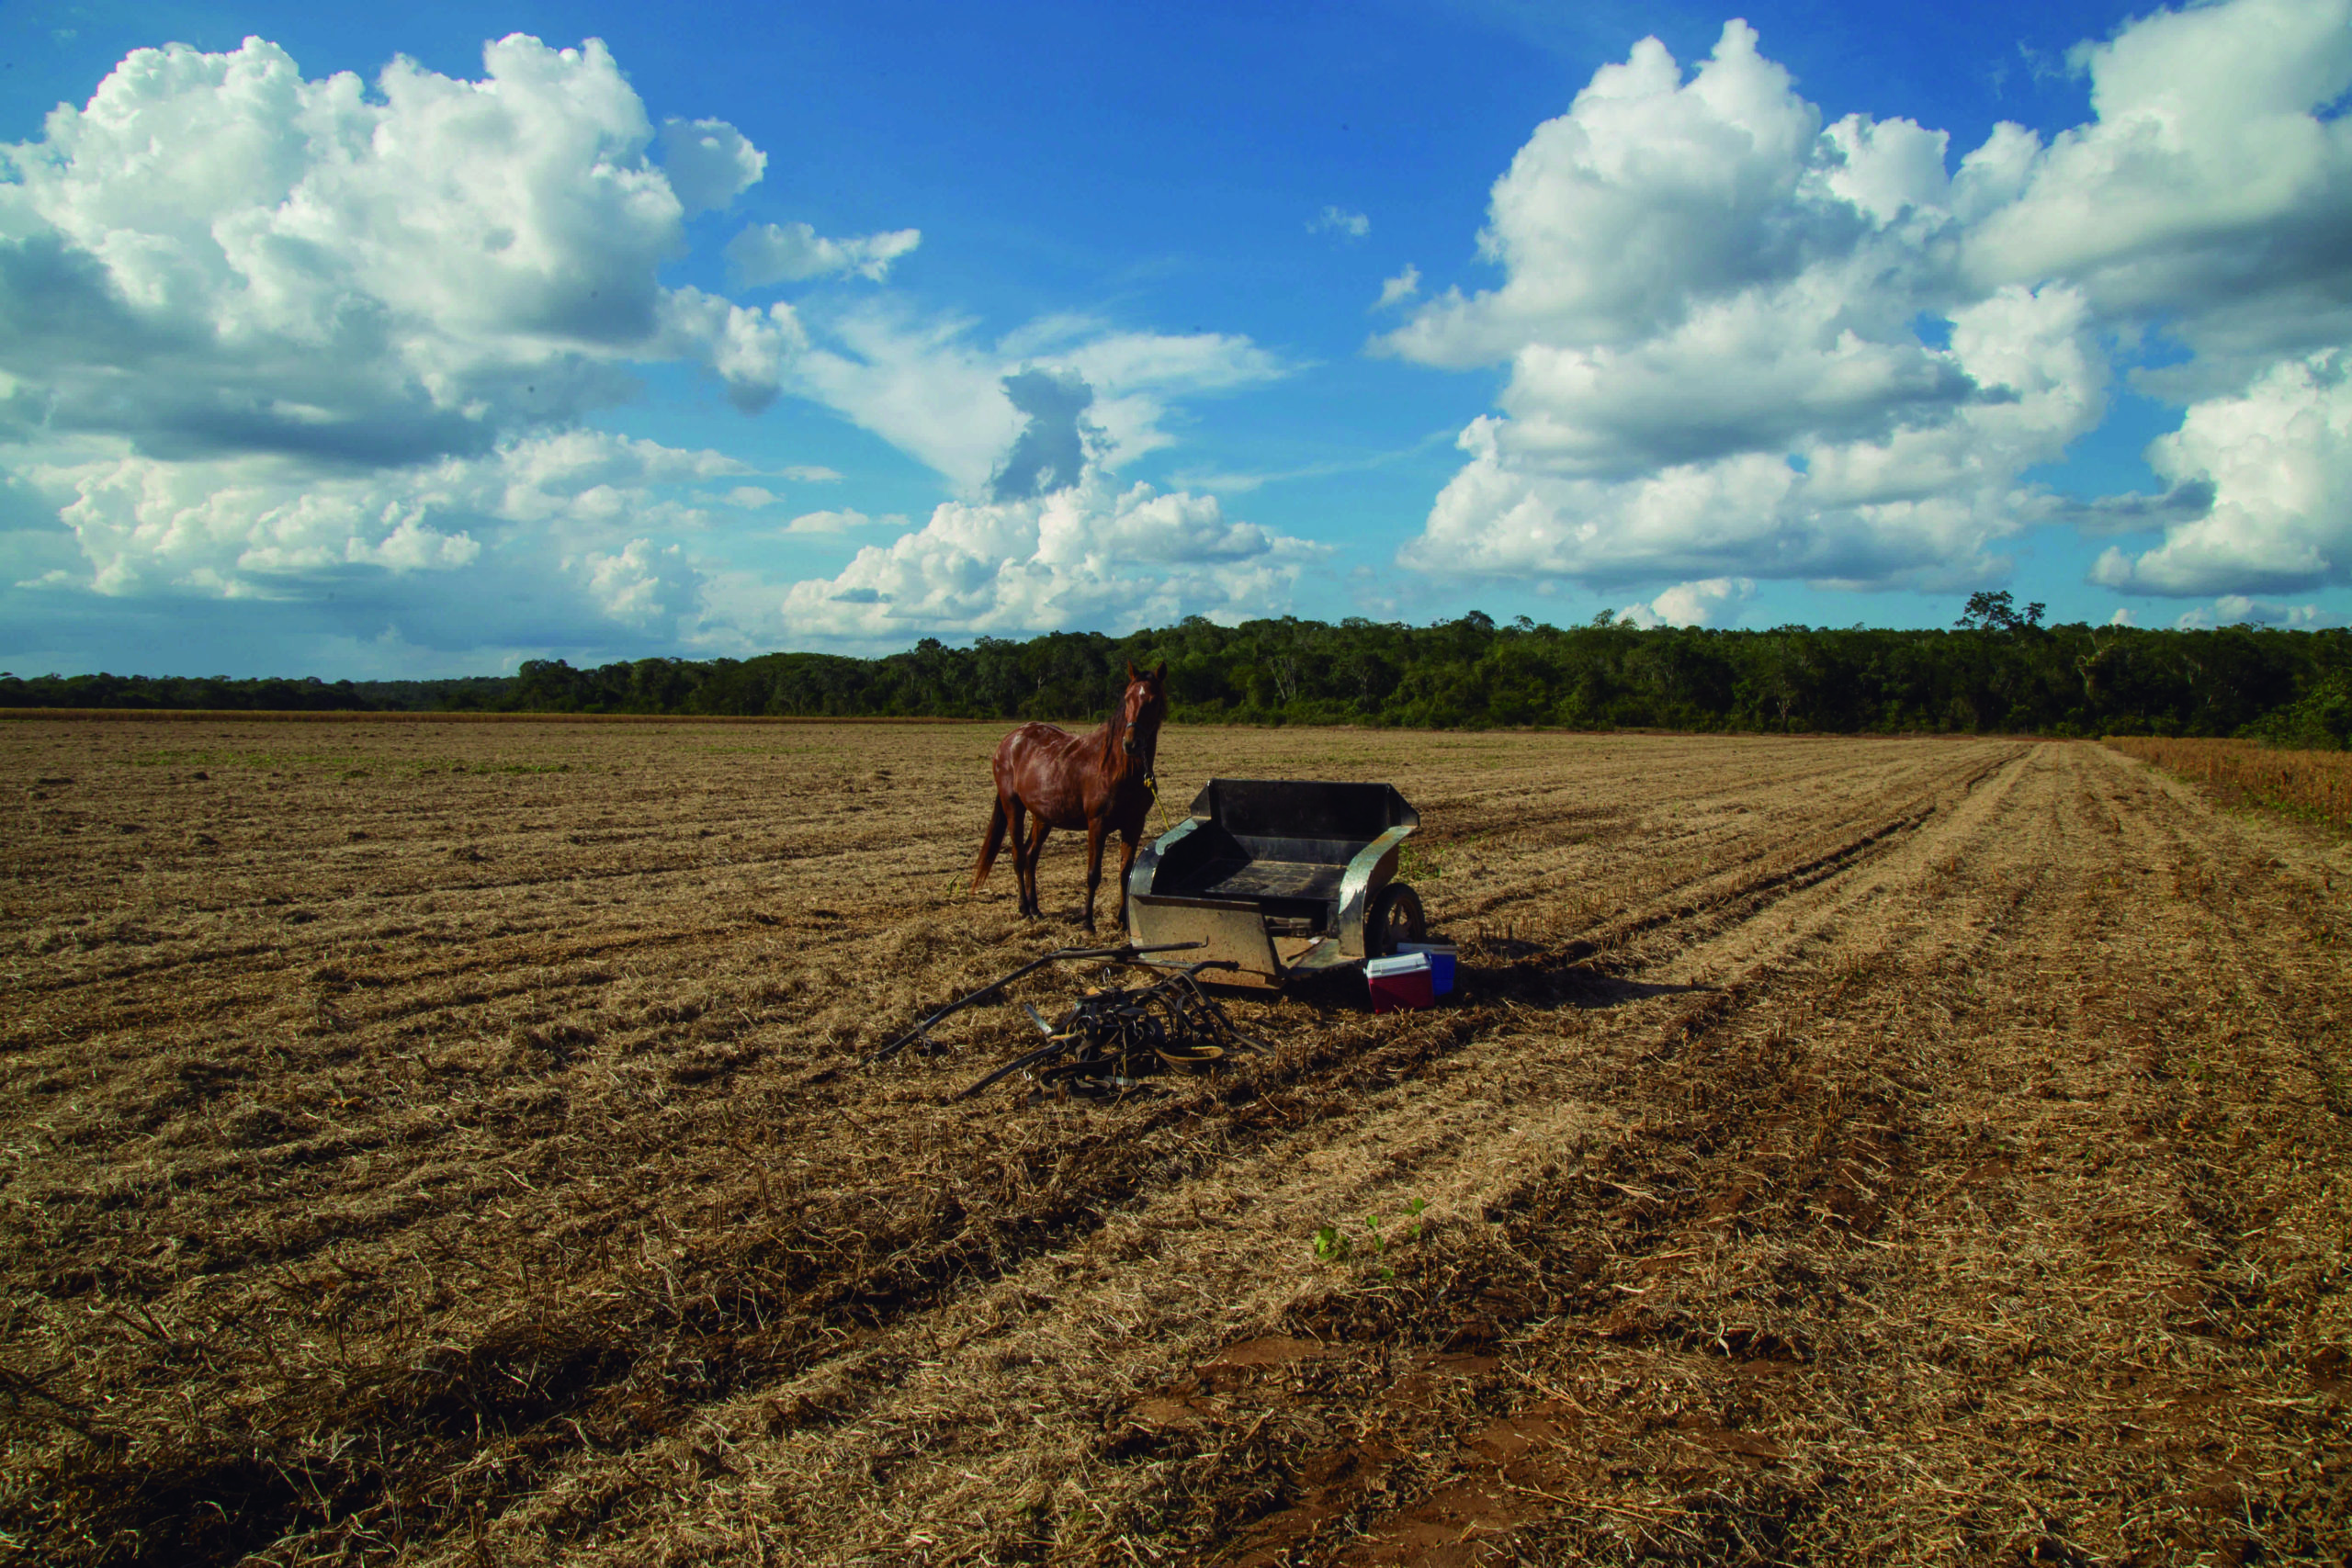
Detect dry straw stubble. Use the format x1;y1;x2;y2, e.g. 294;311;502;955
0;721;2346;1565
2105;734;2352;831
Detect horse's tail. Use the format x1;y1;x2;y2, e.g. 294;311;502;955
972;794;1009;892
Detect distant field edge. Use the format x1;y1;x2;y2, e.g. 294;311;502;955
2105;735;2352;833
0;708;991;725
0;708;2070;738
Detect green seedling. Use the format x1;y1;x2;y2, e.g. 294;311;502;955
1396;840;1446;882
1311;1198;1430;1269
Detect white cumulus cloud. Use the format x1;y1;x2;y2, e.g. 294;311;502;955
792;306;1284;493
783;507;899;534
725;220;922;288
1375;265;1420;310
658;117;766;215
0;29;1301;660
1386;0;2352;604
1383;21;1842;371
774;468;1319;644
0;30;911;652
1402;281;2102;591
0;34;799;454
1647;576;1756;626
1963;0;2352;392
578;537;696;626
2172;596;2330;629
2091;350;2352;595
31;428;745;604
1312;205;1370;239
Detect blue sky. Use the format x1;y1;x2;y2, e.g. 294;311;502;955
3;0;2347;677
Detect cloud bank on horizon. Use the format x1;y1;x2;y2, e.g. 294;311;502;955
1385;0;2352;628
0;30;1301;663
0;0;2346;675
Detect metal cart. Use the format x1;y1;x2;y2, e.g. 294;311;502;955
1124;778;1428;985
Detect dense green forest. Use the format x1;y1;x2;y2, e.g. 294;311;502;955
7;597;2350;747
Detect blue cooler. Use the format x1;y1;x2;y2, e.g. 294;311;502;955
1396;942;1456;996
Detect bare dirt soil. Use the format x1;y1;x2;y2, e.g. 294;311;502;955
2;720;2347;1566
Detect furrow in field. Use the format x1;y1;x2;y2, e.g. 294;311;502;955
1189;744;2349;1566
492;746;2030;1562
1441;743;2022;979
11;726;2339;1568
5;728;1984;1561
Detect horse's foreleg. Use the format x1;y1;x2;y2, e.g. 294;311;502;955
1114;833;1141;937
1080;820;1111;932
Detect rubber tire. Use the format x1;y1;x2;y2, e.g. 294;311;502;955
1368;882;1427;959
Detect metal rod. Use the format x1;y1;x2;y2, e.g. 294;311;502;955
952;1035;1080;1100
861;942;1203;1064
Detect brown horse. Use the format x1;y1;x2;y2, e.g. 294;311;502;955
973;661;1168;932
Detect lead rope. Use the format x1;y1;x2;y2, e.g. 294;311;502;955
1146;766;1175;841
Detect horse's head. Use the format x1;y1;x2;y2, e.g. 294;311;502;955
1119;660;1169;762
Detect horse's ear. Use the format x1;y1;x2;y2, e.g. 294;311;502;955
1126;660;1137;682
1152;660;1167;682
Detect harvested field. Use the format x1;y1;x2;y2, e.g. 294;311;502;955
2105;736;2352;832
3;720;2348;1566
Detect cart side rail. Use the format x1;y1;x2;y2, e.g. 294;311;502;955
1185;779;1418;840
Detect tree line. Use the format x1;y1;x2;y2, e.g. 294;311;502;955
6;605;2349;747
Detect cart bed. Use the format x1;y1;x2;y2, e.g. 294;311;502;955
1192;860;1345;905
1125;779;1420;980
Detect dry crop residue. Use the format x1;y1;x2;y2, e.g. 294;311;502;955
1;722;2346;1566
2104;734;2352;831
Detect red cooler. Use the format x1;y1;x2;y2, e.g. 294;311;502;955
1365;953;1435;1013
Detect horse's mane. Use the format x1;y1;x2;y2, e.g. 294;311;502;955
1101;679;1159;779
1101;693;1136;774
1102;705;1125;770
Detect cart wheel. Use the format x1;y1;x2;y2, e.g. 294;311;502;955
1369;883;1426;958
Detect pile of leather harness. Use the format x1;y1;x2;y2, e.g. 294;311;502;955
860;942;1271;1100
959;967;1272;1100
